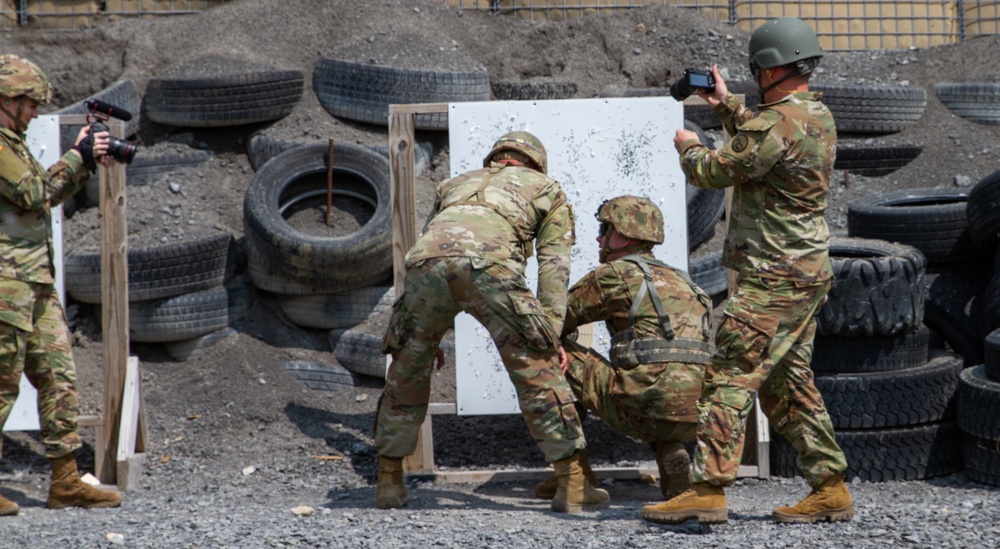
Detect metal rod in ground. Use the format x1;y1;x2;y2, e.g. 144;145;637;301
326;138;334;226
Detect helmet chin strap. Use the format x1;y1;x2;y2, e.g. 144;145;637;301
0;98;29;134
758;69;798;100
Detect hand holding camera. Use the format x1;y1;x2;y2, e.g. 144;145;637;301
74;99;139;171
670;65;728;107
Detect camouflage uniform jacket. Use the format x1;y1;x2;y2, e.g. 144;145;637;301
677;91;835;282
561;252;712;422
406;162;575;334
0;126;88;329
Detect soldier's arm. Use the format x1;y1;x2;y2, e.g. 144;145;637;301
715;92;756;138
43;151;90;207
680;111;783;191
0;144;88;210
535;199;574;337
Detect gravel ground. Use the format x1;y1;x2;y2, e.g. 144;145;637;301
0;0;998;546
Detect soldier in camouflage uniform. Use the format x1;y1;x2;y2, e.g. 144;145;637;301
0;55;123;514
532;196;713;502
374;131;609;514
641;18;853;525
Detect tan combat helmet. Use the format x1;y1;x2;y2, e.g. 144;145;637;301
0;54;52;106
484;131;548;174
596;195;665;244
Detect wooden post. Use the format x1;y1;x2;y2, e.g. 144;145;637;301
388;105;425;473
97;118;130;485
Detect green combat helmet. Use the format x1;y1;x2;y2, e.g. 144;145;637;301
596;195;664;244
0;54;52;106
748;17;823;77
484;131;548;174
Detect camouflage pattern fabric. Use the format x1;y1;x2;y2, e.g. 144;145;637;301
376;257;583;463
0;279;81;459
0;55;52;105
0;121;88;460
596;195;664;244
691;276;847;487
676;91;836;282
0;127;88;289
406;162;574;336
376;162;582;463
560;252;711;442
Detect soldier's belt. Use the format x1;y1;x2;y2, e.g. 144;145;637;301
610;336;712;369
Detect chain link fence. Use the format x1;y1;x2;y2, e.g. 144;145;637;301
446;0;999;50
2;0;998;50
0;1;227;31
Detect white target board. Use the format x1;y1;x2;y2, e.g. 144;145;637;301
4;115;64;432
449;97;687;415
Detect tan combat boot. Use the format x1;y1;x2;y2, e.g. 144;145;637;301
375;456;410;509
773;473;855;523
0;491;19;516
551;451;610;513
655;441;691;500
47;453;123;509
534;449;598;500
640;482;727;524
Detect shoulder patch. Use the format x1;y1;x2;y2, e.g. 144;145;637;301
731;135;749;153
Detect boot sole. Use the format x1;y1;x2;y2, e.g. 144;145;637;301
47;499;122;510
773;503;855;524
0;505;19;516
551;499;611;514
375;494;411;509
641;507;728;525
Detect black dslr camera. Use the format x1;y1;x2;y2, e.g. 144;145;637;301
669;68;716;101
78;99;138;168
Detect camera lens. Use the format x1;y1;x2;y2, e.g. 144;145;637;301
670;78;693;101
108;137;138;164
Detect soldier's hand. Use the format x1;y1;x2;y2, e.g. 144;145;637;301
558;346;568;374
697;64;728;108
435;347;445;370
673;129;700;154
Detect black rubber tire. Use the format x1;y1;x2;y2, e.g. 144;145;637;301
125;147;213;186
834;144;923;177
329;329;456;379
966;169;1000;252
128;284;253;343
817;237;926;338
962;432;1000;487
312;58;490;130
329;329;387;379
145;56;303;127
683;121;724;251
243;143;393;294
688;250;726;299
770;421;963;483
64;233;234;303
245;133;433;177
283;361;363;392
812;324;929;374
277;285;394;330
491;79;577;100
985;327;1000;382
812;83;927;134
163;327;239;362
54;79;142;153
957;365;1000;440
934;82;1000;126
847;187;976;264
815;350;962;429
924;269;986;367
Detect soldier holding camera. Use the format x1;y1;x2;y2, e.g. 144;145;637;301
0;54;123;514
641;18;853;525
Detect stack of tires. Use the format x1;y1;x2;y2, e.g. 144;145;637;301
771;237;964;482
955;168;1000;484
64;233;249;361
957;331;1000;486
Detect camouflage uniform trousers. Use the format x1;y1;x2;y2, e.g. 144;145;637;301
0;280;82;460
376;257;584;463
691;276;848;488
562;339;697;444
